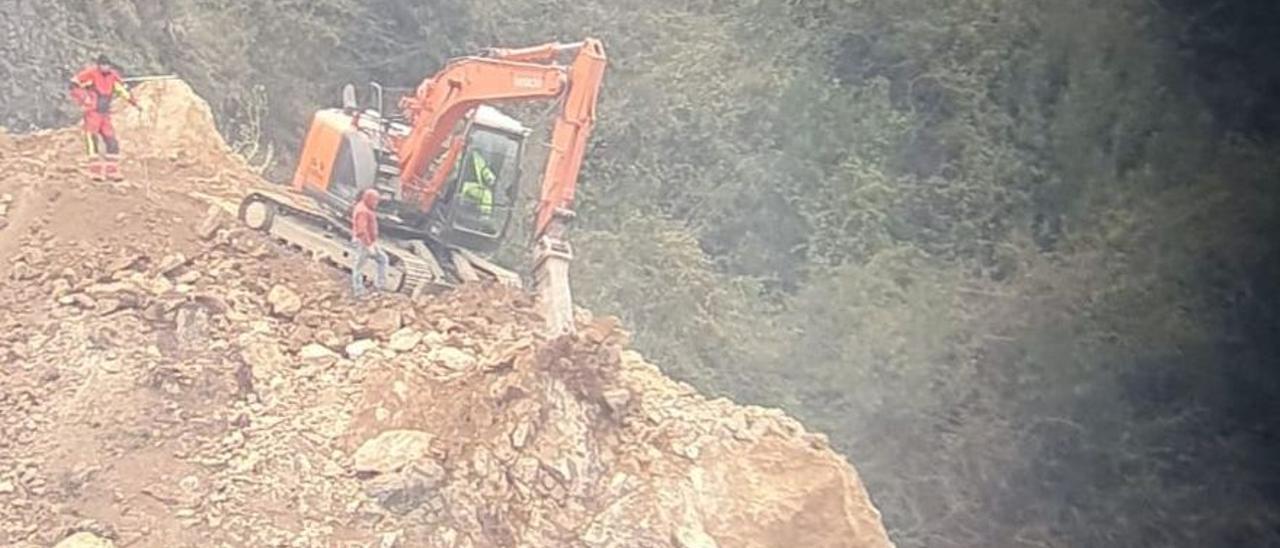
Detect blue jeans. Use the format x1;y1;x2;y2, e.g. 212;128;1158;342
352;242;389;295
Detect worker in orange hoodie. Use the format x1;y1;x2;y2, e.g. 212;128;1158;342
351;188;389;296
69;54;140;181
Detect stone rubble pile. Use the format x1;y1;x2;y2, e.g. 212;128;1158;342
0;80;893;547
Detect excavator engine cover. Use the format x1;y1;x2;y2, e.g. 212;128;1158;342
292;110;378;209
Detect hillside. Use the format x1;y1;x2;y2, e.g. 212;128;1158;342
0;82;892;547
6;1;1280;544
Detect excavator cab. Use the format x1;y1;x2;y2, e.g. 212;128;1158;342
434;107;527;251
290;87;528;258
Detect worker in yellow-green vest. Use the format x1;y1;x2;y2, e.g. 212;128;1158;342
459;151;495;216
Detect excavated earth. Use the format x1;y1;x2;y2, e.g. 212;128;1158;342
0;81;894;548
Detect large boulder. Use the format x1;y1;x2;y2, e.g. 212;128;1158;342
267;285;302;318
116;79;229;157
387;328;422;352
352;430;435;475
54;532;115;548
343;320;895;548
427;346;477;372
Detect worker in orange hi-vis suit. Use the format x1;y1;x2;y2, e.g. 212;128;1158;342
69;54;140;182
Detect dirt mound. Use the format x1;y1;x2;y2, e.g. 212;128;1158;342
0;82;894;547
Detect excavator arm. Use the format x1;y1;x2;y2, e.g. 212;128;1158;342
396;39;605;239
529;39;606;241
394;38;607;334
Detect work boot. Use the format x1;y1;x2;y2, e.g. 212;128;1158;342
103;154;124;182
86;159;106;181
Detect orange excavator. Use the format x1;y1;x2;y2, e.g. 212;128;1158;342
236;39;606;334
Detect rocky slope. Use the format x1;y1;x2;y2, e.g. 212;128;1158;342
0;81;893;547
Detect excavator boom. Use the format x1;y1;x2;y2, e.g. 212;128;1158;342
533;39;605;240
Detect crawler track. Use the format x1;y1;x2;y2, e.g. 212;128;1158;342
237;189;463;296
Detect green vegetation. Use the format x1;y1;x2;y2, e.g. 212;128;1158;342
5;0;1278;545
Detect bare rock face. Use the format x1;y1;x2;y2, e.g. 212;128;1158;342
344;314;896;547
345;339;379;358
660;436;892;548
